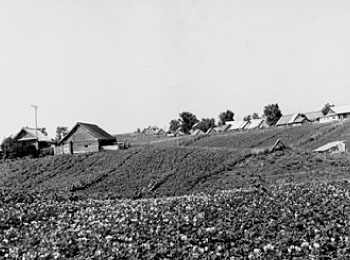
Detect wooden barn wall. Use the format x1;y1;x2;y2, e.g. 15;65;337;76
72;140;99;154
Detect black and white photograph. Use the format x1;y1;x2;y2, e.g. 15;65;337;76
1;0;350;259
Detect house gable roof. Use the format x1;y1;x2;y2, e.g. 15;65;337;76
58;122;115;144
226;120;249;130
14;127;52;142
328;104;350;115
246;119;266;129
276;113;309;126
303;111;325;121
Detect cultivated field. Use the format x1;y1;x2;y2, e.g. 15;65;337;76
1;122;350;259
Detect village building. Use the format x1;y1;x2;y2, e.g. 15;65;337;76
275;113;310;127
245;119;269;130
213;124;231;133
226;120;250;131
314;140;346;153
319;104;350;123
303;111;325;123
206;127;215;135
141;126;167;137
190;129;206;136
13;127;53;155
56;122;116;155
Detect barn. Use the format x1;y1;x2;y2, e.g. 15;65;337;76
56;122;116;155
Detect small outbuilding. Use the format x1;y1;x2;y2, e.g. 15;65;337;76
314;141;346;153
56;122;116;155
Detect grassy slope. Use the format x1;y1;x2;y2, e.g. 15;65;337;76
190;120;350;151
1;146;349;200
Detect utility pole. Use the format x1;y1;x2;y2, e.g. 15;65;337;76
30;105;39;153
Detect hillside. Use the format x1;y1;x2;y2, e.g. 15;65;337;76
1;146;349;200
190;120;350;151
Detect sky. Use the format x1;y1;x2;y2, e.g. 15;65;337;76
1;0;350;139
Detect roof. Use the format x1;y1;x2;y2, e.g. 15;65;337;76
58;122;115;144
276;113;308;126
142;126;166;135
190;129;205;136
245;119;266;129
303;111;325;121
226;120;249;130
214;124;231;133
314;140;346;152
14;127;52;142
328;104;350;115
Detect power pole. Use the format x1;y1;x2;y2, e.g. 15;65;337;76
30;105;39;153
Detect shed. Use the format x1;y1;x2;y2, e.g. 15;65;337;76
56;122;116;155
314;141;346;153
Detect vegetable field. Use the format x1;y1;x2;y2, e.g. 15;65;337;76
1;120;350;259
2;180;350;259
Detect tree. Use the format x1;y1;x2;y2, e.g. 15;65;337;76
39;127;48;136
263;104;282;126
55;126;69;141
244;112;260;121
195;118;216;133
252;112;260;119
169;119;181;133
1;136;21;157
321;103;334;115
218;110;234;125
243;115;251;121
179;112;198;134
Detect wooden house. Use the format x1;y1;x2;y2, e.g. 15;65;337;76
303;111;325;123
226;120;250;131
275;113;310;127
213;124;231;133
13;127;53;155
190;129;206;136
319;105;350;123
56;122;116;155
245;119;269;130
141;126;167;137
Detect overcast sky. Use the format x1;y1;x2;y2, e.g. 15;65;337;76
1;0;350;139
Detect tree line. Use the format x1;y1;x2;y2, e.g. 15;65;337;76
168;103;283;135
